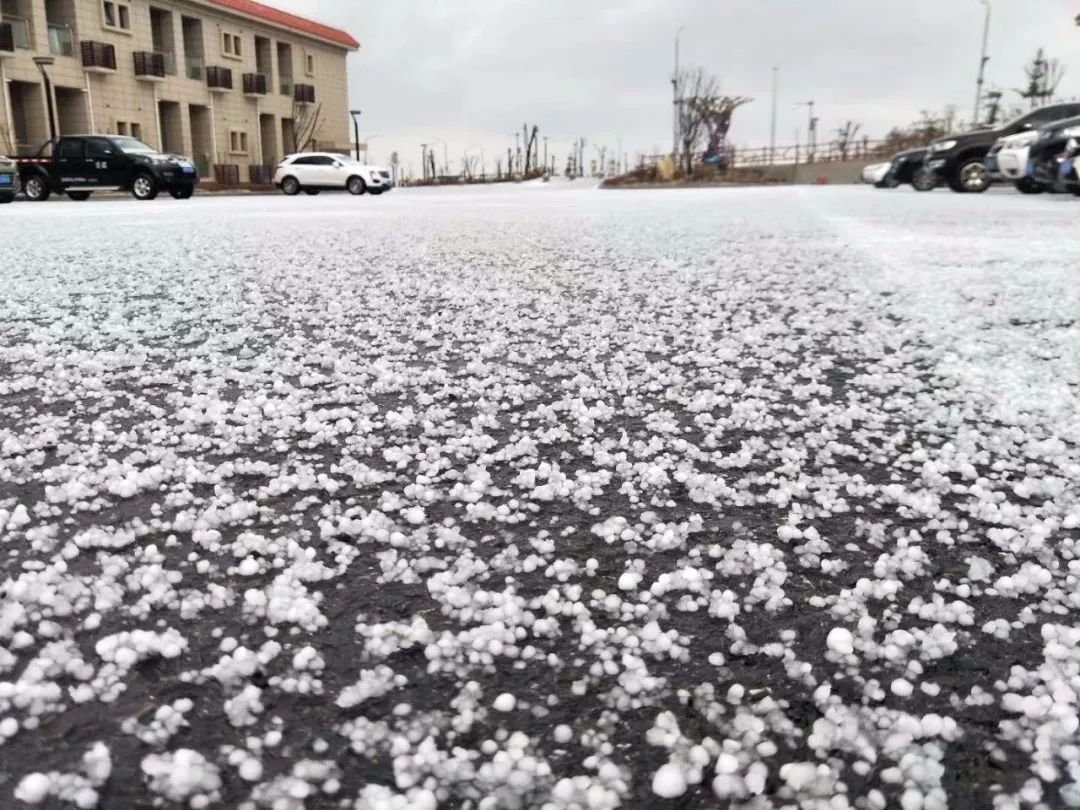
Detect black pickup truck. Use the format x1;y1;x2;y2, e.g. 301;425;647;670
15;135;199;201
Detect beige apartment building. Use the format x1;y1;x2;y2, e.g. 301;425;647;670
0;0;358;181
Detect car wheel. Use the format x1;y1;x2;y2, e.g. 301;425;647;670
347;176;367;195
1014;177;1044;194
67;191;92;201
912;168;936;192
132;173;159;201
281;176;301;196
957;159;991;193
1069;186;1080;197
303;189;321;196
0;193;14;204
168;187;194;200
23;175;51;202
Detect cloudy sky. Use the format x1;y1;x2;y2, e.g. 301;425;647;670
272;0;1080;175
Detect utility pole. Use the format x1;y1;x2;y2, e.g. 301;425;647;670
973;0;991;126
420;143;427;181
797;101;816;163
672;27;684;163
543;136;548;173
769;67;778;165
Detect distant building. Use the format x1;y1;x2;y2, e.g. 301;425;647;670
0;0;359;180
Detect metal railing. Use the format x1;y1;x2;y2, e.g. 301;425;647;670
185;54;203;80
2;16;30;49
632;139;902;176
205;65;232;90
47;23;73;56
731;139;893;168
242;72;267;95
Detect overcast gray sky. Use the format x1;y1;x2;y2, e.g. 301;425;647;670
272;0;1080;174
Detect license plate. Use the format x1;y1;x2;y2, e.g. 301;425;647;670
181;166;195;174
1061;159;1073;178
1026;160;1036;177
985;157;998;172
0;175;11;186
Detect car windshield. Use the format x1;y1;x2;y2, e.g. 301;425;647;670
112;137;157;155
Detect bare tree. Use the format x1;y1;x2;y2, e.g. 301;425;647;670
983;89;1004;126
593;145;607;176
835;121;861;160
461;154;479;180
289;101;323;153
1015;48;1066;109
675;67;721;174
522;125;539;176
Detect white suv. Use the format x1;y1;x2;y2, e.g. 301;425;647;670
986;132;1042;194
274;152;392;196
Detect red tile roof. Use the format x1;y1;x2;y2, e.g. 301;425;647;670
206;0;360;49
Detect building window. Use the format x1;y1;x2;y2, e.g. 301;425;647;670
115;122;141;138
229;131;248;154
222;32;242;58
304;52;315;76
103;1;131;31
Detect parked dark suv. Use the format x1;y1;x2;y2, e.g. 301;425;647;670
880;148;932;190
925;102;1080;193
1028;115;1080;195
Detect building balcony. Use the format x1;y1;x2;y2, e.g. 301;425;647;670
294;83;315;104
1;17;30;52
242;72;267;97
47;23;74;57
81;40;117;72
206;65;232;91
133;50;166;81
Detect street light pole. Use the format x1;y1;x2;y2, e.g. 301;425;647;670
770;67;778;166
349;109;362;162
362;134;378;163
973;0;991;126
672;26;684;163
797;101;816;163
33;56;58;143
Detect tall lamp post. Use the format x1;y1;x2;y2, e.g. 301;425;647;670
361;133;378;163
349;109;362;161
672;26;684;163
431;138;448;176
770;67;778;165
33;56;58;143
973;0;991;126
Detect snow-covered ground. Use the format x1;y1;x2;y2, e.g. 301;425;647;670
1;185;1079;809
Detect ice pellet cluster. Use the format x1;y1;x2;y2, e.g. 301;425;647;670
1;187;1079;807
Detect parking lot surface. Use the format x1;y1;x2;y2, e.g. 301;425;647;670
1;185;1079;809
